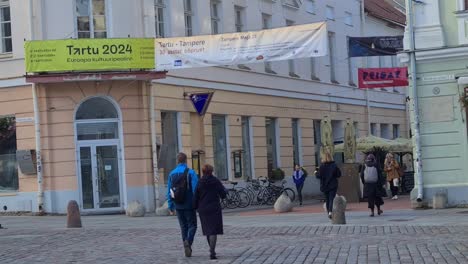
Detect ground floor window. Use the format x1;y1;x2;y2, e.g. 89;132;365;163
241;116;252;179
212;115;229;180
313;120;321;166
266;117;278;176
393;124;400;139
161;111;179;181
0;116;17;192
292;119;301;166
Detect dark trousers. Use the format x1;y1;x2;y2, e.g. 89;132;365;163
176;209;197;245
296;183;304;204
390;180;399;196
368;196;384;211
324;189;337;213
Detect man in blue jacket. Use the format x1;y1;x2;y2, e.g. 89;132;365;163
167;152;199;257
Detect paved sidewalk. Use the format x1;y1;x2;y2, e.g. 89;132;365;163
1;207;468;263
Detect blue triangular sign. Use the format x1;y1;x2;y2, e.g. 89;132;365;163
189;92;213;116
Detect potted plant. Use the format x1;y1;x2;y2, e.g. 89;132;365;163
270;168;285;181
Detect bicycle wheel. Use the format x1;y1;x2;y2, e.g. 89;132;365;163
225;189;240;209
282;188;296;202
236;190;251;208
220;198;226;210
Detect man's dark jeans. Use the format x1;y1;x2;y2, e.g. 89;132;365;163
176;209;197;245
324;189;337;213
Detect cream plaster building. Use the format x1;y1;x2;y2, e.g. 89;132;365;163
0;0;407;214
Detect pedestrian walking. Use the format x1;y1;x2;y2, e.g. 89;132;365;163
384;153;401;200
315;151;341;219
360;154;385;217
193;164;227;260
292;164;307;206
167;152;199;258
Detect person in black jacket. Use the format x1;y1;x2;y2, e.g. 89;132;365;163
360;154;385;217
315;150;341;219
193;164;227;260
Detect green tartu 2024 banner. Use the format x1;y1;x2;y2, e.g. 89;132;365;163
25;38;155;73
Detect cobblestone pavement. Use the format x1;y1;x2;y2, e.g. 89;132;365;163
1;209;468;264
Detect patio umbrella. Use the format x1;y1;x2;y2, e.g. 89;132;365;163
320;117;334;159
389;137;413;153
334;135;396;153
343;120;356;163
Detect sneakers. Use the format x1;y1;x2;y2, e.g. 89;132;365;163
328;212;332;219
392;195;399;200
183;241;192;257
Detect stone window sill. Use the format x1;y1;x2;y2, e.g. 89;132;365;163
0;192;18;197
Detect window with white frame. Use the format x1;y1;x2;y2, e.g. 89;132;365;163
155;0;166;38
381;124;391;139
235;6;244;32
326;6;335;20
286;20;297;77
393;124;400;139
328;32;337;82
370;123;378;136
161;111;179;182
266;118;279;177
76;0;107;38
210;0;221;34
344;12;353;26
0;0;11;53
306;0;315;14
212;115;229;180
311;57;318;80
348;57;356;86
241;117;253;179
0;116;17;192
292;119;301;167
263;13;274;73
354;122;359;138
184;0;193;36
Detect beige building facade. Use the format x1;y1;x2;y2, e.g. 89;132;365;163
0;0;407;214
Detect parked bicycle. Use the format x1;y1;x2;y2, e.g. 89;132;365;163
220;181;250;209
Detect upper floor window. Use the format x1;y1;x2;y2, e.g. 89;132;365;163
326;6;335;20
184;0;193;36
210;0;221;34
76;0;107;38
0;0;12;53
155;0;166;38
344;12;353;26
235;6;245;32
328;32;337;83
305;0;315;14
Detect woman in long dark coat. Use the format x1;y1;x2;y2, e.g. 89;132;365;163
360;154;386;217
193;164;227;260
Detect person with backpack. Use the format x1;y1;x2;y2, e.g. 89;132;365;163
167;152;199;258
360;154;385;217
292;164;307;206
193;164;227;260
315;150;341;219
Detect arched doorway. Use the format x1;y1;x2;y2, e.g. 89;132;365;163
75;97;124;211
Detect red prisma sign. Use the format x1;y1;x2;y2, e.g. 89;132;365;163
358;67;409;89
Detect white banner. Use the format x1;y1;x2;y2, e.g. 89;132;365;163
155;22;328;71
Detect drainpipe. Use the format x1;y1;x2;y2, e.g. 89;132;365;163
406;0;424;202
149;81;160;210
360;0;371;133
29;0;44;213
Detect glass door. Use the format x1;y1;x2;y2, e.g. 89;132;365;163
79;144;121;210
96;145;120;208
